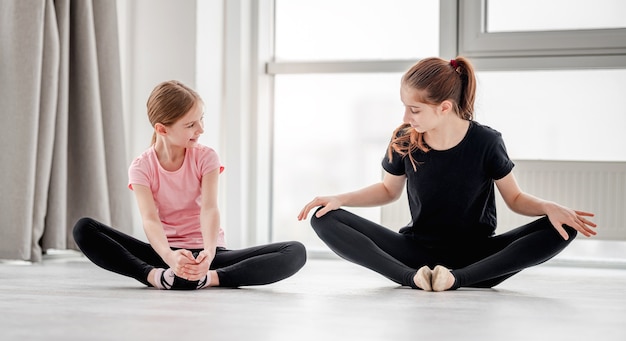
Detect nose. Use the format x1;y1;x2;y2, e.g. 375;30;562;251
402;108;411;124
197;121;204;134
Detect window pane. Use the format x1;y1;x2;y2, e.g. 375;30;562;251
475;69;626;161
486;0;626;32
273;74;404;250
275;0;439;61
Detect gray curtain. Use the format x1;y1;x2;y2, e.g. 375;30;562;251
0;0;132;262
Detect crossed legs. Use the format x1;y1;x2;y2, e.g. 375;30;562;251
310;209;577;291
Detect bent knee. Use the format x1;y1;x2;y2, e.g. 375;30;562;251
310;207;341;229
281;241;307;273
72;217;97;244
288;241;307;266
563;224;578;241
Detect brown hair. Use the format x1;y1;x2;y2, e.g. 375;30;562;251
387;56;477;170
146;80;202;145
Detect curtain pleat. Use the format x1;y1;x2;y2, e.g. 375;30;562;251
0;0;47;261
31;0;62;262
91;0;133;232
0;0;131;261
40;0;70;254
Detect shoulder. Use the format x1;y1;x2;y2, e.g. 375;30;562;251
467;121;507;148
128;147;157;188
189;144;223;174
129;147;156;170
469;121;503;140
189;144;219;160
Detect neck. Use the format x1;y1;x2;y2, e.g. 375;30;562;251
154;140;186;171
424;116;470;151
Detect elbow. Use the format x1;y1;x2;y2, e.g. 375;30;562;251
384;187;403;204
504;192;523;212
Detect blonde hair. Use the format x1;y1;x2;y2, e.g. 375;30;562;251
388;56;477;170
146;80;201;145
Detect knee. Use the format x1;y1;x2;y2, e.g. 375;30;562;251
310;207;339;231
562;224;578;242
277;241;307;275
72;217;97;246
537;216;578;243
287;241;307;269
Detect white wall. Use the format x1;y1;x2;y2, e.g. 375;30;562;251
117;0;258;249
117;0;203;238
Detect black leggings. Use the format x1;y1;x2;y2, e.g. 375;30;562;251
311;208;576;289
73;217;307;288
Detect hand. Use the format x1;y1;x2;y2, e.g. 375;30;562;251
180;250;212;281
545;203;597;240
165;249;197;279
298;196;342;221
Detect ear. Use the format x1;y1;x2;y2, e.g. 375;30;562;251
439;100;453;115
154;123;167;136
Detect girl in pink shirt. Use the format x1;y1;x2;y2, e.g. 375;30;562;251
73;80;306;289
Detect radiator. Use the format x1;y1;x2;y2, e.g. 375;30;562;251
380;160;626;240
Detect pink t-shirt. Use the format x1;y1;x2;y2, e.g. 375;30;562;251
128;144;226;249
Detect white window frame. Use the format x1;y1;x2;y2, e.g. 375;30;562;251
266;0;459;75
459;0;626;70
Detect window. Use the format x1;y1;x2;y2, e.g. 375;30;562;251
271;0;440;250
459;0;626;70
275;0;439;61
475;69;626;161
235;1;626;250
273;73;404;249
486;0;626;32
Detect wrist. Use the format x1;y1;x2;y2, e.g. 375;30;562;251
203;246;216;256
161;249;176;265
541;201;557;215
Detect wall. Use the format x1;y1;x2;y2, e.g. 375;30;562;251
117;0;200;238
117;0;253;248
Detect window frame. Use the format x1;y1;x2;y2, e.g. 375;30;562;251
266;0;458;75
459;0;626;71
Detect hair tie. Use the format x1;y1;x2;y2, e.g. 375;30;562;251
450;59;458;69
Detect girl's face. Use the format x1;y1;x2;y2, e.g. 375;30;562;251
400;85;442;133
163;101;204;148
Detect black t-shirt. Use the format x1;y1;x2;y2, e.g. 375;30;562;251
382;121;514;243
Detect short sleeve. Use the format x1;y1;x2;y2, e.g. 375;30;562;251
128;157;151;190
486;132;514;180
381;147;406;176
197;146;224;176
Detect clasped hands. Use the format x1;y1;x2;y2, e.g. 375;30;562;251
166;249;213;281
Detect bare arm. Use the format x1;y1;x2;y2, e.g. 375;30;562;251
132;185;176;260
198;168;220;260
495;172;597;240
132;185;197;273
298;171;406;220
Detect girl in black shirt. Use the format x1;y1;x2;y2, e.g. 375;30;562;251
298;57;597;291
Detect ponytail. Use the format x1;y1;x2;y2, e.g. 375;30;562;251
450;56;476;121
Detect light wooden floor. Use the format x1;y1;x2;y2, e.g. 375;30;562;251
1;252;625;341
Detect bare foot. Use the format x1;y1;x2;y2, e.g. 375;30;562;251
432;265;455;292
413;266;433;291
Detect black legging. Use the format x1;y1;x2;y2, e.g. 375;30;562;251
73;217;307;288
311;208;576;289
